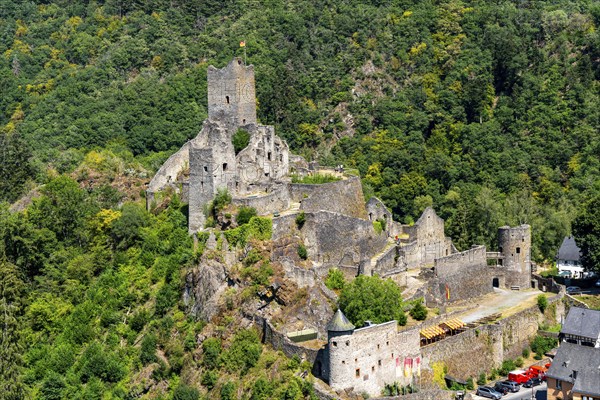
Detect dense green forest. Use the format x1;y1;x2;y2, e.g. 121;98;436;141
1;0;600;398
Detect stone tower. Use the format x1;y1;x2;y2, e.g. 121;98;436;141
325;310;355;386
207;58;257;127
498;225;531;289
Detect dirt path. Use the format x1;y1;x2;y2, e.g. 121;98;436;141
458;288;542;323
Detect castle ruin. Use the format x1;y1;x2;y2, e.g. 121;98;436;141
147;58;291;232
151;58;538;397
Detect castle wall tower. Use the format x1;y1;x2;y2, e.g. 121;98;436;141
189;146;215;233
498;225;531;288
326;310;355;386
207;58;257;127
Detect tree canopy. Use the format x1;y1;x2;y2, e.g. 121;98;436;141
338;275;407;327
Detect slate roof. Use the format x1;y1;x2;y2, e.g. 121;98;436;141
546;342;600;396
557;236;581;261
561;307;600;341
326;309;355;332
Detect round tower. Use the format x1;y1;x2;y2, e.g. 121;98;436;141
326;309;355;387
498;225;531;288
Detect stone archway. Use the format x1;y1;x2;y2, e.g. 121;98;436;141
492;277;500;288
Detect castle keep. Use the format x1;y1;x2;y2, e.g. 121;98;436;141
147;58;290;232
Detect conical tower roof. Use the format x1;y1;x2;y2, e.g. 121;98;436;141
326;309;355;332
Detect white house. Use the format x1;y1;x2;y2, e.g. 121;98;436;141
557;236;584;278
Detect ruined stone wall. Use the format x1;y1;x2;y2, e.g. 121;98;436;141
232;184;290;216
328;322;420;396
235;124;290;193
373;244;399;276
421;297;565;383
291;176;368;220
189;146;214;233
398;241;420;270
303;211;387;268
366;197;393;236
425;265;493;306
401;208;453;267
425;247;493;306
207;58;257;127
433;246;487;278
421;325;503;383
147;142;190;194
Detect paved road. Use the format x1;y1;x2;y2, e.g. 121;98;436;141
471;383;547;400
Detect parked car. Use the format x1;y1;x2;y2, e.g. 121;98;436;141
496;380;520;393
493;382;509;395
476;386;503;400
523;377;543;388
566;286;582;294
595;279;600;287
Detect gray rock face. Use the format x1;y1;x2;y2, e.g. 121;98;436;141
184;260;229;320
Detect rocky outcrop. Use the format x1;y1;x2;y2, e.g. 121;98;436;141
184;259;230;320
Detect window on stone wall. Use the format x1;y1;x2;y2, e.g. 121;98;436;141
355;358;357;363
355;368;360;378
556;380;562;390
372;366;375;372
226;95;230;104
268;152;272;161
391;353;394;359
516;247;521;254
345;341;350;346
204;166;208;172
342;360;345;364
378;360;382;367
223;163;227;171
243;119;246;124
377;344;380;349
386;341;389;346
280;154;283;162
332;341;337;347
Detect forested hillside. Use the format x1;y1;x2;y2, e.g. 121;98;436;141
1;0;599;398
2;0;600;258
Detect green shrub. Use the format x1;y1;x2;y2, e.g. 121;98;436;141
515;357;524;368
201;370;218;389
477;372;487;385
223;217;272;248
291;173;341;184
140;334;157;365
295;211;306;229
129;310;148;332
220;329;262;375
530;335;557;358
325;268;345;290
522;347;531;358
488;368;498;381
173;384;200;400
466;377;475;390
297;244;308;260
236;206;257;225
221;381;237;400
409;299;428;321
373;218;386;234
537;294;548;313
202;337;222;370
233;129;250;155
499;359;516;376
